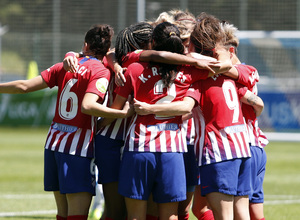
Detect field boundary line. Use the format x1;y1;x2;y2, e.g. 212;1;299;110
0;210;56;217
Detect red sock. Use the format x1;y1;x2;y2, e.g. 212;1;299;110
146;214;159;220
198;210;214;220
56;215;67;220
67;215;88;220
259;218;265;220
178;213;189;220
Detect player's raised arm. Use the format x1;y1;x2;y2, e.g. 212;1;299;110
0;76;47;94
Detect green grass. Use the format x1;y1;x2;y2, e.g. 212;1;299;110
0;127;300;219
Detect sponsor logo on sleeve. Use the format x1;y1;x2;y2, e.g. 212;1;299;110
96;78;109;93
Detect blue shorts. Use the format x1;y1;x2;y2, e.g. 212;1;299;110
200;158;251;197
44;149;96;195
184;145;200;192
95;134;124;184
249;146;267;203
118;151;186;203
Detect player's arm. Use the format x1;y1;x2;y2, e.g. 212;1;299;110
105;49;127;86
134;97;195;116
96;94;132;129
139;50;222;76
81;92;133;118
240;90;264;117
0;76;48;94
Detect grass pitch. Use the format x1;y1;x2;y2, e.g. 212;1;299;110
0;127;299;219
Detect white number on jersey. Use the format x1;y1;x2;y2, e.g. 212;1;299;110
222;81;240;123
154;79;176;119
59;78;79;120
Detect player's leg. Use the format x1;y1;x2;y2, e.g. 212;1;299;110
192;185;214;220
234;195;250;220
249;147;267;220
102;181;126;220
158;202;179;220
95;135;126;220
56;152;95;219
249;203;264;220
125;197;148;220
118;151;156;220
154;153;186;220
147;194;159;220
234;157;252;220
53;191;68;219
44;149;68;219
200;159;249;220
178;191;193;220
178;145;199;220
206;192;234;220
66;192;93;216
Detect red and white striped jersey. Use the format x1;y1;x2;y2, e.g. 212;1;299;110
235;64;269;148
41;56;110;158
98;50;143;140
187;74;251;166
182;118;195;146
116;61;209;152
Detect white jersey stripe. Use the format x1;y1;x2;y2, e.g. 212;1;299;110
204;146;211;164
100;125;109;136
230;133;242;158
139;124;146;152
208;131;222;162
220;129;233;160
170;130;177;152
111;118;122;139
128;124;136;152
160;131;167;152
81;129;92;157
236;132;247;157
70;129;81;155
51;132;63;151
149;129;157;152
58;132;71;153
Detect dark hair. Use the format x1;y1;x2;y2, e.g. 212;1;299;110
84;24;114;59
115;22;153;65
152;22;184;87
190;12;225;57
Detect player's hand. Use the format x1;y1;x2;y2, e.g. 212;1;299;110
114;65;127;86
63;55;78;73
195;59;221;74
189;52;220;74
133;98;153;115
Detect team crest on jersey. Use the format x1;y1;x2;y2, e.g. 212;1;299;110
96;78;109;93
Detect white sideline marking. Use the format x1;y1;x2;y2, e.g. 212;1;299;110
0;210;57;217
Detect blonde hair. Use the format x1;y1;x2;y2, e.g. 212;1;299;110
220;21;239;48
150;9;196;40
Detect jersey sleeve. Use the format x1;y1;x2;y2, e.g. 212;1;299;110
41;63;64;88
122;50;144;67
114;63;136;98
186;82;201;105
86;63;111;101
235;64;259;89
184;65;209;83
